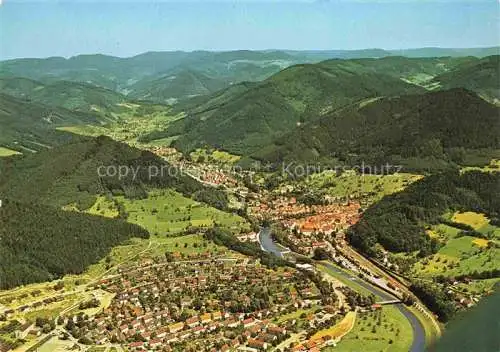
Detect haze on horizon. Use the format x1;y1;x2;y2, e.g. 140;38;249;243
0;0;499;60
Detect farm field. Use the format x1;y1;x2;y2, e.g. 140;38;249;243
454;278;500;295
144;233;229;258
304;172;423;205
58;104;183;147
425;224;461;240
113;188;249;235
35;336;77;352
413;235;499;277
452;211;500;237
329;306;413;352
22;297;78;322
0;147;22;157
413;210;500;277
190;148;241;164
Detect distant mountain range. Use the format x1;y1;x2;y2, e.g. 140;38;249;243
0;50;498;171
1;47;498;103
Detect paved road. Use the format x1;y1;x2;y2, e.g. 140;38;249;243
259;228;426;352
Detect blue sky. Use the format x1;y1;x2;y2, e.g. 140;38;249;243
0;0;498;59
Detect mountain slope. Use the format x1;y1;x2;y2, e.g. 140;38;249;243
250;88;500;169
430;55;500;104
0;77;127;113
0;199;148;289
3;49;495;104
0;93;103;153
0;51;307;102
0;135;231;289
348;170;499;254
127;69;230;103
0;135;206;209
167;56;481;154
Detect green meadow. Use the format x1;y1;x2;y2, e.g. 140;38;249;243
0;146;22;157
304;172;423;205
328;306;413;352
112;188;249;235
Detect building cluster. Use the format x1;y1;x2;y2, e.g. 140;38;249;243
64;260;322;351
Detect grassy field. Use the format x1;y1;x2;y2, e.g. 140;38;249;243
113;188;249;235
304;172;423;205
190;148;241;164
58;104;183;147
413;236;499;277
452;212;489;230
317;263;373;296
275;306;320;324
35;336;76;352
23;298;77;322
329;306;413;352
452;211;500;238
454;278;500;295
0;146;22;157
144;233;228;258
414;211;500;277
426;224;461;241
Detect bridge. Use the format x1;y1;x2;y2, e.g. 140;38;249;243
375;299;402;305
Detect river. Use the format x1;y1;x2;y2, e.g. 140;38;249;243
258;227;289;257
258;228;426;352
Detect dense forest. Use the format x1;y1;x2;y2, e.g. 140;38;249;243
249;88;500;171
409;281;457;322
0;199;148;289
348;170;500;255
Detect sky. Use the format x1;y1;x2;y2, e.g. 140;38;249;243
0;0;499;59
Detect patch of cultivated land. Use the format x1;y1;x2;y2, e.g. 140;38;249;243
0;147;22;157
190;148;241;164
36;336;75;352
58;104;183;147
454;278;500;295
452;211;500;238
111;189;249;235
304;172;423;205
413;212;500;277
328;307;413;352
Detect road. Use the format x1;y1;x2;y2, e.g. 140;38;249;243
259;228;426;352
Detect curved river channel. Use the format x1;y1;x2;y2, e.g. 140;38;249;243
258;227;426;352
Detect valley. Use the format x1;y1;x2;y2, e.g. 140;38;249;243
0;48;499;352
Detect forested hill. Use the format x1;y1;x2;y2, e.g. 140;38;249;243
431;55;500;103
0;135;230;289
0;77;127;114
0;198;149;289
249;88;500;171
0;93;102;153
348;170;500;256
168;57;442;154
162;56;500;156
0;135;222;210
